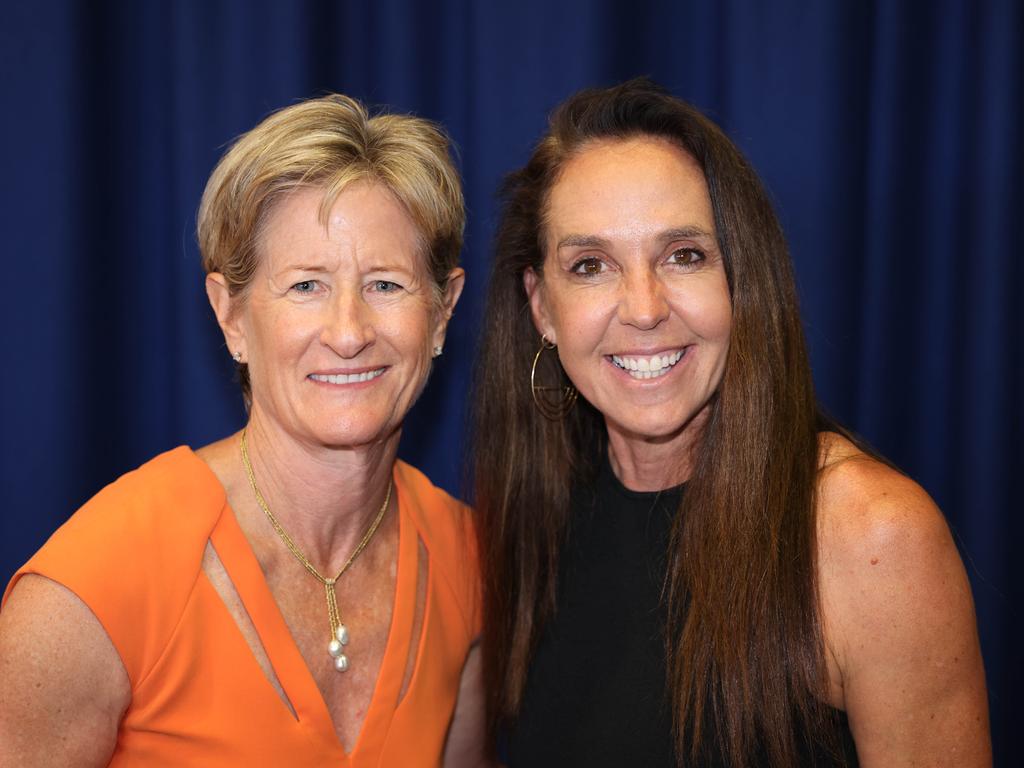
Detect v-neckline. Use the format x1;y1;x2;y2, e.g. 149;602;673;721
207;468;418;763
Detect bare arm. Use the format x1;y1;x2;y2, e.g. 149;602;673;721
443;642;496;768
0;574;130;768
819;457;990;767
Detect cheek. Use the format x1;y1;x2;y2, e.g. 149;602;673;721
679;282;732;342
702;300;732;342
387;307;434;361
253;311;313;358
548;291;612;347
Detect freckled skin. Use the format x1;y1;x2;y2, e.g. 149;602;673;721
817;433;990;766
227;183;453;452
0;181;487;768
200;183;471;752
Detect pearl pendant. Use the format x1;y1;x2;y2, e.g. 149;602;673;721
328;625;351;671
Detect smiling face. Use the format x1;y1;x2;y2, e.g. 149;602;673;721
210;182;463;452
525;136;731;464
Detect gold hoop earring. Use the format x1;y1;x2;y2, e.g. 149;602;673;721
530;335;578;420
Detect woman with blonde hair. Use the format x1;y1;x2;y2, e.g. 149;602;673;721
0;94;487;767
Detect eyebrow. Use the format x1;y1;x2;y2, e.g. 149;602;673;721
277;263;330;274
277;262;412;274
365;263;414;275
555;226;715;251
658;226;715;243
556;233;613;250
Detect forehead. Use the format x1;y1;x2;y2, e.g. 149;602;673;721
544;137;714;246
259;182;424;267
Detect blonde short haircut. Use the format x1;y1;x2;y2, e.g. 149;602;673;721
197;93;465;399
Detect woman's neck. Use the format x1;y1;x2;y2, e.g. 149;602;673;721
235;410;400;570
604;407;708;492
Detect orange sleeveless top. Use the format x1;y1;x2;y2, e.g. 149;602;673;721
3;447;479;767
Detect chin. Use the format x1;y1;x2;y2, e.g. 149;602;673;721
300;418;398;450
604;406;709;444
621;424;689;444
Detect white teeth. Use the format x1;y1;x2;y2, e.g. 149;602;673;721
611;350;684;380
310;369;385;385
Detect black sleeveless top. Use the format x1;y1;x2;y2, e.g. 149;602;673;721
504;458;859;767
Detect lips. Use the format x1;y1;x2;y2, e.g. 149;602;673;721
309;368;385;384
610;349;685;379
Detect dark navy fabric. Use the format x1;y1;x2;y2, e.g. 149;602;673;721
1;1;1019;760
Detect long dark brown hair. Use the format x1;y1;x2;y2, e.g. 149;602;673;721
473;78;844;765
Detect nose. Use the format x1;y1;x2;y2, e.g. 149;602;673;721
320;287;375;358
617;268;670;330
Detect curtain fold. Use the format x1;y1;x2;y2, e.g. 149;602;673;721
1;0;1019;760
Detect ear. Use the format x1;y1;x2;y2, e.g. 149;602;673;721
430;267;466;352
205;273;247;360
523;267;556;344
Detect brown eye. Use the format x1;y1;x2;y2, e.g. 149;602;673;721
667;248;704;266
571;258;605;275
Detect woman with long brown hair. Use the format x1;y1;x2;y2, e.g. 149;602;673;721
473;79;989;766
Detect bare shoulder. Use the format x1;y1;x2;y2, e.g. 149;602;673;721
196;432;255;508
815;431;990;767
816;431;950;567
195;433;241;485
0;574;129;767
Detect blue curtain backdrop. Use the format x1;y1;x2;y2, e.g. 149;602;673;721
1;0;1020;758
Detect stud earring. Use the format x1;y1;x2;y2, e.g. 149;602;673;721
232;351;242;363
432;345;443;358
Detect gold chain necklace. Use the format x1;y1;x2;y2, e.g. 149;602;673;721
240;428;392;672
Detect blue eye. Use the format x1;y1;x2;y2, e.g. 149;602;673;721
292;280;319;293
372;280;401;292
